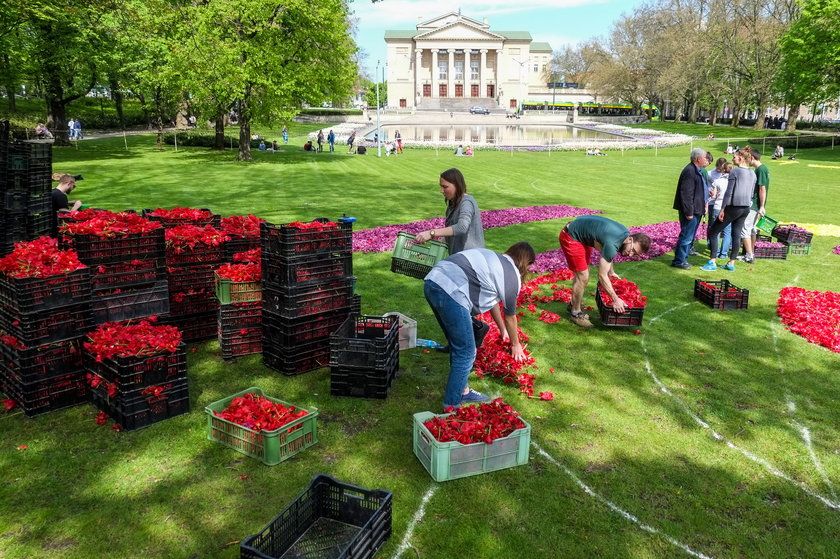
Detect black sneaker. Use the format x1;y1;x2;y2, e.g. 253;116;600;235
473;318;490;348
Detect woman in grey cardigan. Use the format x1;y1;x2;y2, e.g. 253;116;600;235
414;168;484;253
701;148;757;272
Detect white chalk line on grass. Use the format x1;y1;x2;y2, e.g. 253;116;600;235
392;484;438;559
529;179;549;194
533;443;715;559
641;306;840;511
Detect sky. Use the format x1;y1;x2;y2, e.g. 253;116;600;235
350;0;648;78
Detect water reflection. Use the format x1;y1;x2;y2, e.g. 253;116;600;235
375;125;625;146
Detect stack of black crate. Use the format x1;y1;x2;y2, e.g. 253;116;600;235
0;265;93;416
261;219;358;375
1;135;52;257
151;211;223;343
85;340;189;431
60;215;169;326
330;314;400;399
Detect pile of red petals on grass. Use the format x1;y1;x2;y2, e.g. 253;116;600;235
426;398;525;444
85;319;182;361
214;392;308;432
233;248;261;262
216;262;261;282
598;278;647;308
60;212;161;237
221;215;265;238
473;319;542;395
0;237;86;278
777;287;840;353
148;207;213;221
165;225;229;252
518;269;574;307
353;205;601;253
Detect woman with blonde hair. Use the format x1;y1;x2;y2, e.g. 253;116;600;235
702;148;756;271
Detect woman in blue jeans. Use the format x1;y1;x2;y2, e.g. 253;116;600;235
423;242;535;409
707;159;733;257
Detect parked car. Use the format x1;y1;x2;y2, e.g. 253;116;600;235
469;107;490;115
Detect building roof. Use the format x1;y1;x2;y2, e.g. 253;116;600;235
530;42;553;52
384;30;419;39
495;31;532;40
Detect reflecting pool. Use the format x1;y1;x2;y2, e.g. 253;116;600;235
375;124;628;146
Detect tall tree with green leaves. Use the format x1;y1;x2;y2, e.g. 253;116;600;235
776;0;840;130
175;0;357;160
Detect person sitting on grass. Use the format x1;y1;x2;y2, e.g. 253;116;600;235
303;140;315;151
558;215;651;328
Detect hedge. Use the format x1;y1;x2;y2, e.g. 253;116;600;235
163;132;261;149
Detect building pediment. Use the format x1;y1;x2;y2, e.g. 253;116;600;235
415;21;506;42
418;12;488;31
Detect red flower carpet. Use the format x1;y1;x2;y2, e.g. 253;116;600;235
777;287;840;353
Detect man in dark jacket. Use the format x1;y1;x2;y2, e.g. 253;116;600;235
671;148;709;269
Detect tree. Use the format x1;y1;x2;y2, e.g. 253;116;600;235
776;0;840;131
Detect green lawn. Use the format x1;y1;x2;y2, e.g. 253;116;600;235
2;126;840;559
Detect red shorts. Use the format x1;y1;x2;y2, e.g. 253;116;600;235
559;229;592;272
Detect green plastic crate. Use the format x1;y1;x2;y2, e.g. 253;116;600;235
214;272;262;304
754;214;779;235
390;232;449;279
786;242;811;255
412;411;530;482
205;387;318;466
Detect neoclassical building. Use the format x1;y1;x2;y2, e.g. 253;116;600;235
385;12;554;111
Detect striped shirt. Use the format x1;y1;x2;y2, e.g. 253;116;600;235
425;248;521;316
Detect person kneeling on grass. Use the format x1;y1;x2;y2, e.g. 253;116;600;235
424;242;535;410
559;215;651;328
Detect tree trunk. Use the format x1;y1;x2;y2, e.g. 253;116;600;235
786;104;800;132
731;102;741;128
688;97;699;124
753;96;768;130
709;102;719;127
213;115;226;150
2;54;16;113
237;88;252;161
154;86;165;149
109;76;125;129
45;73;70;146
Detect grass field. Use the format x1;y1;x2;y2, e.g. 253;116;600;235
2;124;840;559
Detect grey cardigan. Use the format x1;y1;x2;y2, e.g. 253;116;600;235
722;167;757;208
444;193;484;254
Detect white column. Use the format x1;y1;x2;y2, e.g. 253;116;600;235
464;49;470;98
480;49;487;99
431;50;438;98
415;49;422;106
448;50;454;98
495;49;503;104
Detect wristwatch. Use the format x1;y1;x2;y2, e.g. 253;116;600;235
430;230;436;238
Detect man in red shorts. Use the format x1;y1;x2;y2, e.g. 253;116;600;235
559;215;651;328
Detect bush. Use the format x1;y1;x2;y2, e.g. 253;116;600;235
793;121;840;133
163;132;261;149
298;108;362;116
774;135;837;150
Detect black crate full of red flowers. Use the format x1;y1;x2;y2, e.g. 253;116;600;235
595;278;647;327
84;319;189;431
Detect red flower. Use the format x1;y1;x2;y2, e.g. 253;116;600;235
777;287;840;353
3;399;16;411
538;392;554;401
95;411;108;425
216;262;261;282
221;215;266;238
84;319;182;361
112;424;122;431
214;393;308;433
598;278;647;309
423;399;525;444
0;236;87;278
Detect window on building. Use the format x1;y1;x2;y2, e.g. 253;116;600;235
438;61;447;80
533;64;538;72
510;48;520;55
470;60;479;80
455;61;464;80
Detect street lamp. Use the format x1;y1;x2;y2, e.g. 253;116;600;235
376;60;381;157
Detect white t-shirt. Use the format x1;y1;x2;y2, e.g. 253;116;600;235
709;170;730;211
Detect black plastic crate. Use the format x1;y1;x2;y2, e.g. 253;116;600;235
330;358;398;400
1;190;49;214
0;303;92;346
166;263;216;293
169;288;219;318
0;338;84;384
595;289;645;327
61;228;165;266
25;211;51;238
0;368;88;418
219;327;262;360
261;219;352;258
90;258;166;291
329;314;399;370
165;245;224;267
84;343;187;391
142;208;221;228
224;236;261;262
693;279;749;310
163;311;218;343
89;380;190;431
754;244;788;260
262;278;355;320
91;281;170;325
262;308;352;347
772;224;813;245
262;337;331;376
262;251;353;288
240;474;392;559
0;267;91;313
219;302;262;331
89;371;188;410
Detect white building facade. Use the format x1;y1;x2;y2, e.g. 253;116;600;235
385;12;557;111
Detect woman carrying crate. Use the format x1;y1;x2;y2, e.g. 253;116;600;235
423;242;535;410
415;168;486;353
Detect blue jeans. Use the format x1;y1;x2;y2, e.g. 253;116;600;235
424;280;475;408
707;208;732;258
673;212;700;265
